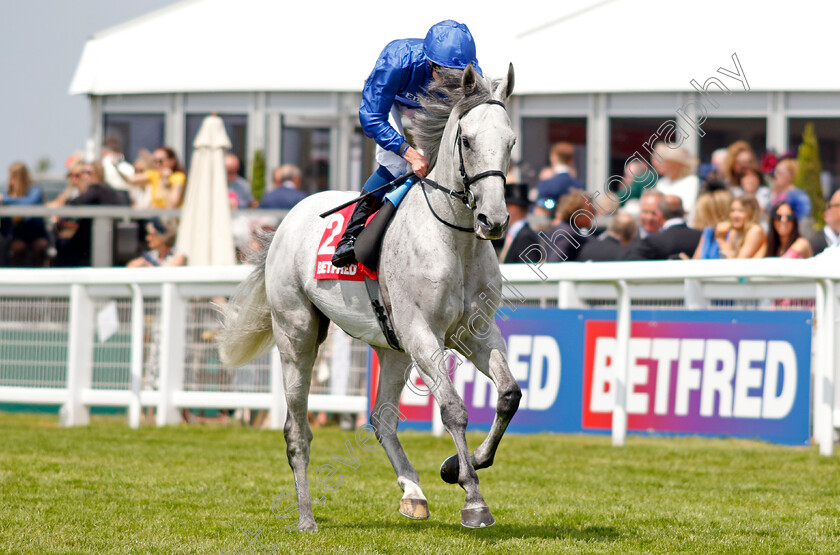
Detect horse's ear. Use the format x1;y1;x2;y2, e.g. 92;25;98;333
496;63;515;101
461;63;477;94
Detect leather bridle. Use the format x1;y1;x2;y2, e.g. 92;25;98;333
420;99;508;232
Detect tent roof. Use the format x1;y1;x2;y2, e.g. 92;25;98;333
69;0;836;96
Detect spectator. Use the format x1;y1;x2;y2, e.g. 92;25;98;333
260;164;307;209
723;140;758;186
769;158;811;222
810;189;840;255
715;195;766;259
765;202;812;259
100;136;135;200
126;218;186;267
541;188;592;262
636;195;701;260
690;189;734;259
225;153;256;209
1;162;49;267
536;142;584;204
732;166;771;214
577;212;640;262
638;189;665;239
498;184;540;264
651;142;700;215
121;146;186;209
55;161;130;267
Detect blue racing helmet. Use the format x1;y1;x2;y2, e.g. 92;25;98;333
423;20;478;69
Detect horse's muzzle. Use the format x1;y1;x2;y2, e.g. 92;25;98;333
475;213;509;240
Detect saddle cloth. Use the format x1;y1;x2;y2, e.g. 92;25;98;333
314;205;367;281
315;189;404;282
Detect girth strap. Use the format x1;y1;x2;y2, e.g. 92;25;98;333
363;276;402;351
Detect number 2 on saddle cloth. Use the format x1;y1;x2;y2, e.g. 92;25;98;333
313;179;412;282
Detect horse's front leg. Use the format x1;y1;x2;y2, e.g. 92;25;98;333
441;324;521;481
404;328;495;528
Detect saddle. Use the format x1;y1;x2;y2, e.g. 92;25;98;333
314;197;402;350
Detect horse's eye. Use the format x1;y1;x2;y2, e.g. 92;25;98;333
462;136;471;150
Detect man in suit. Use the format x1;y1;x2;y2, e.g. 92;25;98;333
810;189;840;255
260;164;307;210
578;213;641;262
499;183;541;264
536;142;584;202
636;195;701;260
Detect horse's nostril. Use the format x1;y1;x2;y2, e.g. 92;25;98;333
476;213;491;229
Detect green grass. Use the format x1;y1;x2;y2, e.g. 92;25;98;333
0;412;838;554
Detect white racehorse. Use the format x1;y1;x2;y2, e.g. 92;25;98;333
218;64;520;530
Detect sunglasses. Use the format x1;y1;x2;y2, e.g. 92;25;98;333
68;170;91;178
773;213;794;222
827;203;840;209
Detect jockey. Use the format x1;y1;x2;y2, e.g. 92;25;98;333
331;19;480;267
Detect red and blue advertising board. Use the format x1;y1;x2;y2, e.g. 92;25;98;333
368;308;811;445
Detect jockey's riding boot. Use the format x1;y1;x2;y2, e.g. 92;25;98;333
331;194;380;267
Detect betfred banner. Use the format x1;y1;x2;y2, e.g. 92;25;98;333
368;308;811;445
582;311;811;445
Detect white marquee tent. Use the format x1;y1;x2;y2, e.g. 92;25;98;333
70;0;840;192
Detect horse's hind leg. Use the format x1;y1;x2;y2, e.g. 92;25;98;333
273;305;329;532
371;348;429;520
441;326;521;482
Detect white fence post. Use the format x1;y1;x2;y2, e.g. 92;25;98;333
157;283;186;426
816;280;835;456
612;279;631;447
684;278;708;310
269;349;286;430
61;284;94;427
557;280;584;309
128;285;144;429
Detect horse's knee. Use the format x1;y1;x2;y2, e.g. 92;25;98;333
440;400;468;431
497;384;522;418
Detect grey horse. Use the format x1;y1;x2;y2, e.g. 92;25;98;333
218;64;521;530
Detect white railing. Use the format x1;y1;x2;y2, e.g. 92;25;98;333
0;259;836;454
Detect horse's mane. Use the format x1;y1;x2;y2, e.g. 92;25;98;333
413;67;500;169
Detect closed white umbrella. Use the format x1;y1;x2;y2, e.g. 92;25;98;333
176;114;236;266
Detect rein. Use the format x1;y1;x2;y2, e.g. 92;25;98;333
420;99;508;233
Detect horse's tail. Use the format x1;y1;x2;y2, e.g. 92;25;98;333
217;229;276;367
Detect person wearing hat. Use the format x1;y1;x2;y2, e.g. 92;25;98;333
499;184;541;264
332;20;481;268
126;218;186;268
651;141;700;216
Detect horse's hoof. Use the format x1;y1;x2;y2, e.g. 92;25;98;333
293;519;318;532
440;454;460;484
461;506;495;528
399;498;430;520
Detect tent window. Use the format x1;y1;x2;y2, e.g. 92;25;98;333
103;114;165;163
699;118;766;163
520;118;587;189
282;127;330;195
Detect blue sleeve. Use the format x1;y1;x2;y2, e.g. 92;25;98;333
3;186;43;205
359;43;410;155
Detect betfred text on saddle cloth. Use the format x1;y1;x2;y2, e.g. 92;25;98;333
314;205;367;281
